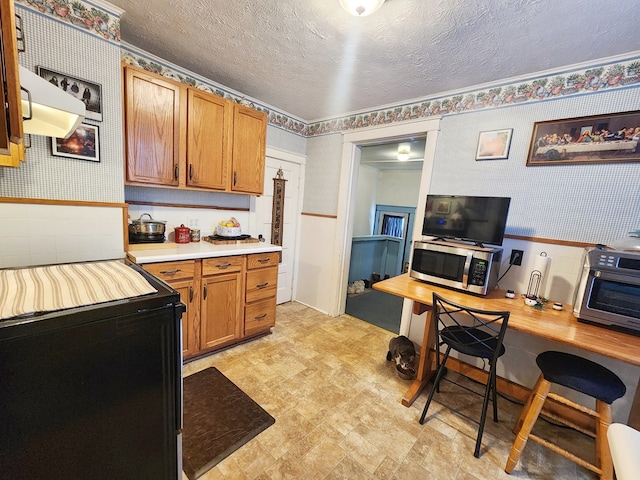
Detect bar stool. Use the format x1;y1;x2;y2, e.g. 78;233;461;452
505;351;626;480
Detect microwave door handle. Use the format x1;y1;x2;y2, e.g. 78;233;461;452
462;253;473;289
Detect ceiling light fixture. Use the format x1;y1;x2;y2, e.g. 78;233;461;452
339;0;386;17
397;143;411;161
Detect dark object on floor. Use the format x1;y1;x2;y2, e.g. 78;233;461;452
182;367;275;479
419;293;510;458
505;350;626;479
345;288;403;332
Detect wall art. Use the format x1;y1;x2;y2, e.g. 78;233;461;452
527;111;640;165
38;66;103;121
475;129;513;160
51;123;100;162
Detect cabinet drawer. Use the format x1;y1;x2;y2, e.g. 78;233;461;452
247;252;279;270
202;256;244;276
143;260;195;282
246;267;277;303
244;299;275;336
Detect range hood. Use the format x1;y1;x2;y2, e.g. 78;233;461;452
19;66;86;139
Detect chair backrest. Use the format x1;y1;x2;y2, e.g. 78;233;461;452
432;293;510;359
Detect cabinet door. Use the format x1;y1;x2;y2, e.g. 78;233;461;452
0;0;24;165
124;67;182;186
200;272;243;350
171;279;199;359
230;104;266;195
186;89;230;190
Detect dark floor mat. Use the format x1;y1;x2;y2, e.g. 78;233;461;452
182;367;275;479
345;288;403;333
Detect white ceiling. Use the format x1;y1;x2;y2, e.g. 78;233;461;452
109;0;640;122
360;138;425;170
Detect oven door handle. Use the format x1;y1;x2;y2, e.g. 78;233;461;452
462;253;473;289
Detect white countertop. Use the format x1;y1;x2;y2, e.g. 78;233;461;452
126;241;282;264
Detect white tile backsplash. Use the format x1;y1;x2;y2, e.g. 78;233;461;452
0;203;125;268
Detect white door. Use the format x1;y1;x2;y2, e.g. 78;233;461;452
253;152;303;304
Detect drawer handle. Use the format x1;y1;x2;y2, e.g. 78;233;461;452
256;282;269;288
215;263;232;269
258;258;271;264
159;269;181;275
254;313;267;320
203;284;207;300
189;286;193;303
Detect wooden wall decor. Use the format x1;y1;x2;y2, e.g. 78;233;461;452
271;168;286;262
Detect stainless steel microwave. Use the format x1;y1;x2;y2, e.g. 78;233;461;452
409;240;503;296
573;247;640;333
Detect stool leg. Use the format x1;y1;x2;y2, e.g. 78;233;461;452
505;375;551;474
595;400;613;480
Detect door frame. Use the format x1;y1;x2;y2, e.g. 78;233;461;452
331;118;441;333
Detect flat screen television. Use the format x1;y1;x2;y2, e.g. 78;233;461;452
422;195;511;246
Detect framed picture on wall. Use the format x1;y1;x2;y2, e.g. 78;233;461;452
37;66;103;121
475;129;513;160
527;111;640;165
51;123;100;162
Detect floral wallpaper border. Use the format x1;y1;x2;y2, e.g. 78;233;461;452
20;0;640;139
16;0;121;42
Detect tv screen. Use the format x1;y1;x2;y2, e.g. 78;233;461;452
422;195;511;246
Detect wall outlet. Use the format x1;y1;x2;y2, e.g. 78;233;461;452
510;249;524;266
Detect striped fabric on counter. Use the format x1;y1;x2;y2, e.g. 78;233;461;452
0;261;157;320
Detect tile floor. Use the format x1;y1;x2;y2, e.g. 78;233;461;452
182;302;599;480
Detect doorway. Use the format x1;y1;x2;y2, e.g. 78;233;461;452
333;118;442;336
344;138;424;332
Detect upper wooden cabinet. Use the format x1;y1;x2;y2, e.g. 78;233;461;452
124;67;182;186
123;65;267;195
186;88;230;190
0;0;25;168
231;104;267;195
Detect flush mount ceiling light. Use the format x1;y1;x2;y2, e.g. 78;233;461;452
339;0;386;17
397;143;411;161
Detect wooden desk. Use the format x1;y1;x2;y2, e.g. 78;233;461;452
373;274;640;427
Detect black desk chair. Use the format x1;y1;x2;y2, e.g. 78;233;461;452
419;293;510;458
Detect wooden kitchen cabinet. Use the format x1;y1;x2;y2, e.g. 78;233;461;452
186;88;231;190
200;256;244;350
230;104;267;195
141;260;199;358
0;0;25;168
123;65;266;195
124;66;183;186
244;252;278;336
139;252;276;361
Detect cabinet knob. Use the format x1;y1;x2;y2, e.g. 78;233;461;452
256;282;269;289
254;313;267;320
174;164;179;180
233;171;237;186
203;284;207;300
215;263;232;269
189;164;193;181
189;286;193;303
258;258;270;264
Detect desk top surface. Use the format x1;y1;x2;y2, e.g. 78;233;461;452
373;273;640;367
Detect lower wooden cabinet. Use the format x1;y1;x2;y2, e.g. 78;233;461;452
140;252;277;360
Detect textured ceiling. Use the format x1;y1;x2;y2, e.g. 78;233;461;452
109;0;640;122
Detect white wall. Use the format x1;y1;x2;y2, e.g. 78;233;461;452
376;169;422;207
352;165;378;236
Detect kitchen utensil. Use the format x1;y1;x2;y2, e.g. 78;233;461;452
129;213;167;235
174;224;191;244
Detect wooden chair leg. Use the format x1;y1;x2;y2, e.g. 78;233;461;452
596;400;613;480
512;374;544;434
505;376;551;474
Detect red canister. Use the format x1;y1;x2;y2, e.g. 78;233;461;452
174;224;191;244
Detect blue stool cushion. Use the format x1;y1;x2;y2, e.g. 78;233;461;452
536;351;626;404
